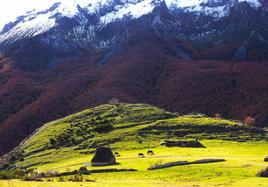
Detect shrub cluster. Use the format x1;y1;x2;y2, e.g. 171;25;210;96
49;116;113;148
0;169;26;180
258;167;268;177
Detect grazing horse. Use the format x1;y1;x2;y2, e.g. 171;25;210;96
114;152;121;157
138;153;145;158
147;150;154;155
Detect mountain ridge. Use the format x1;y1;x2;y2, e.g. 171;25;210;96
0;0;267;155
0;0;265;52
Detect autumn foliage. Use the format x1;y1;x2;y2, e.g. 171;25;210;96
0;32;267;155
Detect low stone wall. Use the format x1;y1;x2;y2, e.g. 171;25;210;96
161;140;205;148
148;161;190;170
148;159;226;170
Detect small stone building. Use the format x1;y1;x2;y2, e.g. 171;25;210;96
91;147;116;166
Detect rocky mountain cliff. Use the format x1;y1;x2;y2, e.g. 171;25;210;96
1;0;268;68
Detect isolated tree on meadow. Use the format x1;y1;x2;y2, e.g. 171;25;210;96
244;116;256;126
109;97;119;104
214;113;222;119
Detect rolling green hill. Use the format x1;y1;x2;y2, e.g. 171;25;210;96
2;103;267;170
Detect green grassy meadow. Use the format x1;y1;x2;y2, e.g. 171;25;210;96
1;103;268;186
1;140;268;186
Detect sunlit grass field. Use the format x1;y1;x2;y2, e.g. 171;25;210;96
1;104;268;186
1;140;268;187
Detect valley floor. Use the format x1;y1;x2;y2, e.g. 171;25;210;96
1;140;268;187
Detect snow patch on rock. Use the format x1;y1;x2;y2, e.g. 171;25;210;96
0;0;262;45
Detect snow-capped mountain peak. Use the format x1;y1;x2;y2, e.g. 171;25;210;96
0;0;263;48
0;0;154;44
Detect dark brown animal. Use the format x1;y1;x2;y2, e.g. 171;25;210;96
114;152;121;157
138;153;145;158
147;150;154;155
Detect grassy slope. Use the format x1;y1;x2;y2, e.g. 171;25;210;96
8;103;176;169
1;103;268;186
